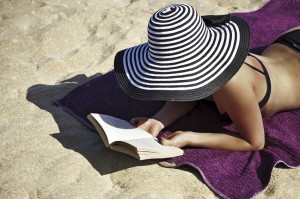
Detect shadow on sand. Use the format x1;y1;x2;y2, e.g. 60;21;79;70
26;73;158;175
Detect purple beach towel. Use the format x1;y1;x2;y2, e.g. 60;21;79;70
55;1;300;199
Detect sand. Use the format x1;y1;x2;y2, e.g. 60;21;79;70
0;0;299;198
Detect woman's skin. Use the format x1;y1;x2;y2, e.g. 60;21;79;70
130;27;300;151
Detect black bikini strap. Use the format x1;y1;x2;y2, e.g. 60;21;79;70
247;53;268;75
246;53;272;109
244;62;264;74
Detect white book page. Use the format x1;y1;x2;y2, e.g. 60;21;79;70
111;138;183;160
119;138;183;153
90;113;153;145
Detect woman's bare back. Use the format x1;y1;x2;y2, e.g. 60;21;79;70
260;35;300;115
215;27;300;117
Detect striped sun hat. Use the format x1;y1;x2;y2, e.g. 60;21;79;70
114;3;250;101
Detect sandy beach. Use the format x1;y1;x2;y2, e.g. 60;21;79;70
1;0;299;198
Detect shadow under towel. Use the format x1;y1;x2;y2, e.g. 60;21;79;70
55;0;300;198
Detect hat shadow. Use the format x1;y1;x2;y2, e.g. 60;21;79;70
26;73;157;175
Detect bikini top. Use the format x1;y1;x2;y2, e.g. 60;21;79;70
219;53;271;122
243;53;271;109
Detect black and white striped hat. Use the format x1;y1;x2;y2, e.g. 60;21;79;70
114;3;250;101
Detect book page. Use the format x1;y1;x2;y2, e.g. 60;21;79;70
89;113;153;145
111;138;183;160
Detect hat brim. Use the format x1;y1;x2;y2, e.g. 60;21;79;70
114;16;250;101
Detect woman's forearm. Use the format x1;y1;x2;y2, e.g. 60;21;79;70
186;131;264;151
152;101;198;127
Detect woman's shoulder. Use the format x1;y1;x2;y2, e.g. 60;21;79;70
215;67;255;104
223;62;255;90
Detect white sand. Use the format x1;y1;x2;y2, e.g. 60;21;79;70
1;0;299;198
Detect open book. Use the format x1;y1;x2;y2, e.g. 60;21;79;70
87;113;183;160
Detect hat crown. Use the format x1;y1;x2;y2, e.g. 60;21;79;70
147;4;209;61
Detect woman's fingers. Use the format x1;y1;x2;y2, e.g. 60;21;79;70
160;137;173;146
130;117;165;138
161;131;186;148
148;125;162;137
165;131;182;139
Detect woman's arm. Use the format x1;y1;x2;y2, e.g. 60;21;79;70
161;130;263;151
152;101;199;127
162;74;265;151
131;101;198;137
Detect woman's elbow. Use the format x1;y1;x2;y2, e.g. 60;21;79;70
250;140;265;151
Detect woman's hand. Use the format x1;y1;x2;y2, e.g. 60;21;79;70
160;131;191;148
130;117;165;137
